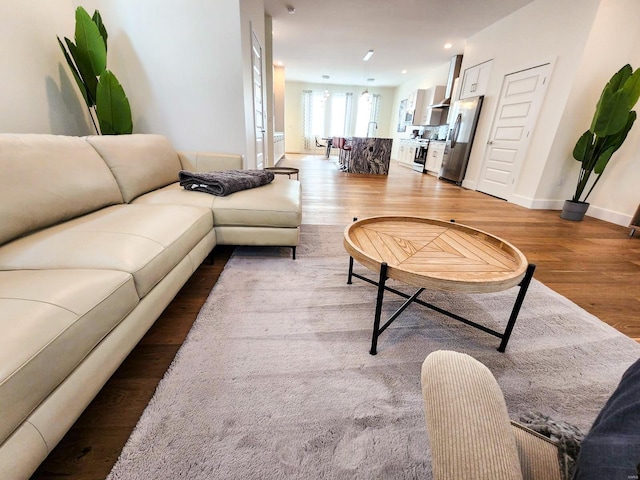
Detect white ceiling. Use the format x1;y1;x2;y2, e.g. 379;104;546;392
264;0;534;87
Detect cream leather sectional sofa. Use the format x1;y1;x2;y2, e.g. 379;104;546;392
0;133;301;479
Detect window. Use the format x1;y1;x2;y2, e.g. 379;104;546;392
354;93;381;137
302;90;355;151
302;90;326;149
330;93;353;137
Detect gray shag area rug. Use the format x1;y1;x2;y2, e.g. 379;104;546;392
108;224;640;479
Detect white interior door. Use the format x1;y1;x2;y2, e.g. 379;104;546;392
251;31;265;170
476;63;552;200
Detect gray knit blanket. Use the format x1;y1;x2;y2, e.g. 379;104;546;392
178;169;274;196
519;411;584;480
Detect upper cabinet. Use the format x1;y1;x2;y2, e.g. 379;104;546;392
410;85;446;126
460;60;493;99
416;85;446;125
407;89;424;112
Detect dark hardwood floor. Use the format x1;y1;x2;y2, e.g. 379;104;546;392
32;154;640;479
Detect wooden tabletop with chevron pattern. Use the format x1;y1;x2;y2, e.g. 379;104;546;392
344;216;529;293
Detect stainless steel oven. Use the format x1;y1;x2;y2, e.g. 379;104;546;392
412;141;430;172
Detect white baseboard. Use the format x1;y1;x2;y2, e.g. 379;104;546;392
510;196;632;227
461;179;476;190
585;205;632;227
510;195;565;210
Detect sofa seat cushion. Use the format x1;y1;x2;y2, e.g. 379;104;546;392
211;178;301;228
0;269;138;446
0;204;213;298
133;178;302;229
132;182;216;212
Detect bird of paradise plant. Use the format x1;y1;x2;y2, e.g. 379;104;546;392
58;6;132;135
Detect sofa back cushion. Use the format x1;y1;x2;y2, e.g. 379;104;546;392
0;134;124;246
87;134;183;203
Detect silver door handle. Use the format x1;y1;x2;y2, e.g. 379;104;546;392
487;140;493;145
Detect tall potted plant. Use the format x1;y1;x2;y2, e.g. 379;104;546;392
57;7;132;135
561;64;640;221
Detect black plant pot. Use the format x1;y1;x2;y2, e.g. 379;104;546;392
560;200;589;221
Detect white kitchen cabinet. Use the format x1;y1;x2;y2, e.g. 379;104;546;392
425;141;446;175
407;144;418;165
397;139;420;168
273;132;285;162
415;85;446;126
407;89;425;112
460;60;493;99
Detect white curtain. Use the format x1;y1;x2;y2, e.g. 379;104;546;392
355;93;381;137
330;92;353;137
303;90;355;151
302;90;326;150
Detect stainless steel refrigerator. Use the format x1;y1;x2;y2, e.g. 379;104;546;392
439;96;484;185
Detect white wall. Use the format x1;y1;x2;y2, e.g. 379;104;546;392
459;0;640;225
459;0;601;205
86;0;253;156
273;66;286;132
0;1;93;135
1;1;265;164
283;82;396;153
536;0;640;224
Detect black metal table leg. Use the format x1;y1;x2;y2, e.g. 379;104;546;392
370;262;388;355
347;256;354;284
347;217;358;286
498;263;536;352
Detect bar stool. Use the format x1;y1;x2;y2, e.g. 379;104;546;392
335;137;346;170
340;138;352;172
332;136;340;158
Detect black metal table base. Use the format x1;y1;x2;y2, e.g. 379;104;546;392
347;256;536;355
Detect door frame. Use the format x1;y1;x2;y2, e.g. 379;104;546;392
250;26;266;170
476;59;555;202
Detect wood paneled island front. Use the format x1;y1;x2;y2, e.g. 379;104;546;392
345;137;393;174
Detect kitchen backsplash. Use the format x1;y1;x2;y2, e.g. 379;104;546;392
404;124;449;141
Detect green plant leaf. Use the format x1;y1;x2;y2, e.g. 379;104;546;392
57;36;90;107
74;6;106;76
602;110;637;155
96;70;133;135
607;64;632;92
92;10;108;54
621;67;640;110
593;147;615;174
572;130;593;163
592;88;632;136
590;65;632;132
66;37;98;106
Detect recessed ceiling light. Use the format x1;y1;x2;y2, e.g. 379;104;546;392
401;69;407;74
444;43;452;49
286;5;295;14
363;50;374;61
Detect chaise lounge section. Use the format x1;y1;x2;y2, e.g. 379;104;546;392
0;133;301;479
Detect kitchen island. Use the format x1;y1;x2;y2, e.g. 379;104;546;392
345;137;393;174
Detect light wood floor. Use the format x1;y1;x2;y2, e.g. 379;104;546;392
33;154;640;479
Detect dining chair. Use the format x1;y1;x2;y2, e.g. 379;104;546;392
314;137;326;156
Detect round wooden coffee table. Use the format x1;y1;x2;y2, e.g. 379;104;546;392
343;216;535;354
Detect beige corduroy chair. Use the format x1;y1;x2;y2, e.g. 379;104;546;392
421;350;562;480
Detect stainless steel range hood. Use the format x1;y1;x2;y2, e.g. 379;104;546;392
430;54;463;108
